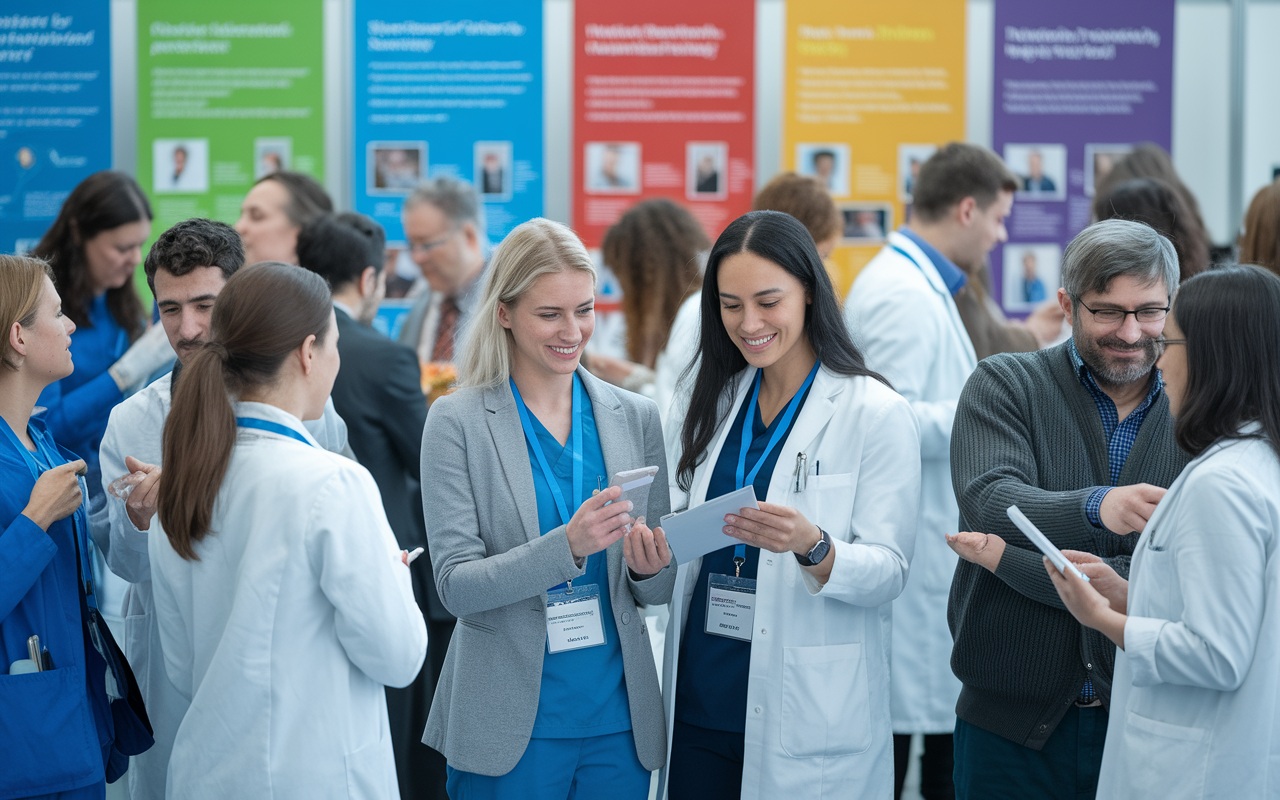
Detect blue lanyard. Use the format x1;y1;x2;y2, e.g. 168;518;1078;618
235;417;314;446
1;419;95;605
731;360;820;560
510;374;584;528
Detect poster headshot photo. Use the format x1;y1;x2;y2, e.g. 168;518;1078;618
584;142;641;195
368;142;426;195
1003;144;1067;201
898;144;937;201
686;141;728;201
475;141;513;201
254;137;292;179
1002;243;1062;313
840;202;892;244
796;143;850;197
1084;144;1133;196
152;138;209;194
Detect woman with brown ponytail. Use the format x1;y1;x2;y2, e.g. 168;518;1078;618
148;262;427;799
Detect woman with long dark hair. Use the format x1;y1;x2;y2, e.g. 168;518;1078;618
32;171;174;505
149;262;425;799
657;211;922;799
1039;265;1280;798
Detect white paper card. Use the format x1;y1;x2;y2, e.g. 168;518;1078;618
705;575;756;641
546;585;607;653
660;486;760;564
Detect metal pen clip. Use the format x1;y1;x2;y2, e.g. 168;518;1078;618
794;452;808;492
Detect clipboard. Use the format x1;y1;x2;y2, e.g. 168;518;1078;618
660;486;760;565
1006;505;1090;582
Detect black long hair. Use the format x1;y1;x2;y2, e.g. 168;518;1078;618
1171;264;1280;460
32;171;151;341
676;210;886;491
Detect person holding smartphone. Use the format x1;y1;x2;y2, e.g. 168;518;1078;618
1043;265;1280;799
420;218;676;799
658;211;922;799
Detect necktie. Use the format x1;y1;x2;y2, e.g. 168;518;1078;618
432;297;460;363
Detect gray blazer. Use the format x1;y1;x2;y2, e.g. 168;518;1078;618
420;367;676;776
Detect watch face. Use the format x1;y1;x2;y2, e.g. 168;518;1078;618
810;540;831;563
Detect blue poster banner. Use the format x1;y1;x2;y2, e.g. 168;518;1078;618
991;0;1175;316
353;2;543;245
1;4;111;254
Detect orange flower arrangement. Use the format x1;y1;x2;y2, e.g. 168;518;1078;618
420;361;457;405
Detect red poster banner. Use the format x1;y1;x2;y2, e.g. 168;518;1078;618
573;0;756;248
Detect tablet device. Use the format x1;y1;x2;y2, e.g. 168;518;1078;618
1006;505;1090;582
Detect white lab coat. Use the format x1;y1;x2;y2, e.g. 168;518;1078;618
654;291;702;429
844;230;977;734
658;366;921;800
1097;429;1280;800
97;373;349;800
148;402;422;800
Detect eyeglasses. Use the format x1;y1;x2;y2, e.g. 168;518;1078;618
1157;338;1187;348
1073;297;1170;325
407;228;457;255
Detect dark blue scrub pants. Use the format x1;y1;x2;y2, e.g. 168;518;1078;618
446;731;648;800
953;707;1107;800
667;720;744;800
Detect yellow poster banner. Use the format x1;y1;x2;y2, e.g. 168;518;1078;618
783;1;967;295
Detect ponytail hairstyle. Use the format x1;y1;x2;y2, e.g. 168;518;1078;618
676;211;887;491
158;262;333;559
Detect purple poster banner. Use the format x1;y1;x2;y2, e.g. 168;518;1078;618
991;0;1175;316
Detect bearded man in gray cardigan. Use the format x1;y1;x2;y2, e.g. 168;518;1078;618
943;219;1192;800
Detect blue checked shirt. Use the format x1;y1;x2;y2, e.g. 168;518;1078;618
1069;338;1162;704
1068;338;1164;528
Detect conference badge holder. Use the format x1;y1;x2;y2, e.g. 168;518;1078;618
546;583;607;654
706;555;756;642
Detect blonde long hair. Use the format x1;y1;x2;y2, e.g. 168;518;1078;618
0;255;53;371
456;218;596;389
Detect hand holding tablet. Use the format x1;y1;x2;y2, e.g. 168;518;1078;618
1006;505;1090;583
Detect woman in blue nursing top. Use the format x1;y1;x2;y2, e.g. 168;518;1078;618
31;172;174;510
420;218;677;799
0;255;124;798
658;211;922;800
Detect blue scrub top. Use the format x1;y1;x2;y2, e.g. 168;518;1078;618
0;416;111;793
522;383;632;739
675;377;812;732
35;293;128;499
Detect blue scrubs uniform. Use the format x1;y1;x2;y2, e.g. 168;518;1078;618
668;378;812;800
0;417;114;799
446;375;648;800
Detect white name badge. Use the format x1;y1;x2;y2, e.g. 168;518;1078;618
705;574;756;642
546;583;607;654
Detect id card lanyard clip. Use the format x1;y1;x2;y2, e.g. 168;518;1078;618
512;375;607;652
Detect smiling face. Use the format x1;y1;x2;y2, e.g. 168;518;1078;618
154;266;229;364
1065;273;1169;388
1155;311;1186;416
717;250;811;371
83;219;152;294
498;269;595;381
16;276;77;384
235;180;299;264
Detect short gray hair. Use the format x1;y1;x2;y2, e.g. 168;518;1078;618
1061;219;1179;303
403;175;486;240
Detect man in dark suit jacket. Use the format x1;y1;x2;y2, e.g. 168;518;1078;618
297;212;451;800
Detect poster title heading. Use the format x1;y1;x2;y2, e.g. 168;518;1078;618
1;13;94;63
1003;26;1161;63
365;19;526;53
148;21;294;56
583;23;726;60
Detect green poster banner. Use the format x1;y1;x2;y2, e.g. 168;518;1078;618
136;1;325;241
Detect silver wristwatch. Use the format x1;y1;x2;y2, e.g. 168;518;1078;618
795;528;832;567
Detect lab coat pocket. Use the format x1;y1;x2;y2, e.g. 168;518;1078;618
1122;710;1209;800
124;609;150;697
780;642;871;758
344;737;397;799
787;474;856;588
0;665;99;793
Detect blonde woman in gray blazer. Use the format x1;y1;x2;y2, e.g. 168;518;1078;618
420;218;677;800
